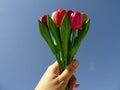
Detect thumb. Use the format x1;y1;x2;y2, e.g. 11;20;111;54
58;59;79;82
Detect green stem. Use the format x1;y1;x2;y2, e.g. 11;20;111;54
68;30;76;64
56;54;63;72
71;30;76;47
65;85;69;90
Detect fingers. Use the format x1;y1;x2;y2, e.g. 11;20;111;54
69;75;80;90
74;83;80;88
69;75;76;89
58;59;79;82
51;61;59;69
69;75;76;90
48;61;60;75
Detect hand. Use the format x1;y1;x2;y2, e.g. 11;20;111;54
35;59;80;90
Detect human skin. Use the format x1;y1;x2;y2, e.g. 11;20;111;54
35;59;80;90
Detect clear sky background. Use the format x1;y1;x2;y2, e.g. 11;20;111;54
0;0;120;90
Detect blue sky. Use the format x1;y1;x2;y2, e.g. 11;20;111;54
0;0;120;90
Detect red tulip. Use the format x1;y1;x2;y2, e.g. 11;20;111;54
70;11;83;30
67;10;73;20
40;15;48;27
54;8;67;27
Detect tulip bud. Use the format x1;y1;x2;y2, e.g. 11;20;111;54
81;12;88;24
40;15;48;27
67;10;73;20
55;8;66;27
70;11;82;30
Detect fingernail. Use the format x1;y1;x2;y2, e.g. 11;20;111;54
72;60;79;67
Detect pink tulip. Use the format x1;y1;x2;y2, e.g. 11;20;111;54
70;11;83;30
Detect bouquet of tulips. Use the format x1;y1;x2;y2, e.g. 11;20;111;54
38;8;90;89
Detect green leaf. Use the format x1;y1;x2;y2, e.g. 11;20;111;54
47;16;61;52
60;15;71;66
71;30;77;47
78;19;90;40
70;19;90;60
38;20;64;71
38;20;56;56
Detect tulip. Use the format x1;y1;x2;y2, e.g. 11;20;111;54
40;15;48;27
70;11;83;30
51;11;57;21
67;10;73;20
81;12;88;24
55;8;66;27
